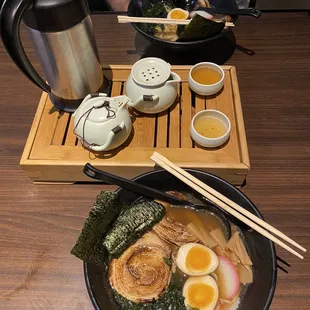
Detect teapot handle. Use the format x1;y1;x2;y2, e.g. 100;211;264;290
73;93;107;117
90;121;125;152
166;72;181;85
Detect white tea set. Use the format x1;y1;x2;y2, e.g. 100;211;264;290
73;58;231;152
73;57;181;152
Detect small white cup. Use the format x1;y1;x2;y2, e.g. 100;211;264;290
190;109;231;148
188;62;225;96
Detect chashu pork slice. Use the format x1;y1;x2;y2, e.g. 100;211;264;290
153;216;199;246
153;190;199;246
109;231;172;303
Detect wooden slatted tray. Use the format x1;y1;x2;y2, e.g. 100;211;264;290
20;65;250;185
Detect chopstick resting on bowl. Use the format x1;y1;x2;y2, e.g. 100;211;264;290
150;152;306;260
117;16;235;27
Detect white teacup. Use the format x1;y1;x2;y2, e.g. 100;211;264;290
188;62;225;96
190;109;231;148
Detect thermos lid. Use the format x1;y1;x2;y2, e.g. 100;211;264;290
23;0;89;32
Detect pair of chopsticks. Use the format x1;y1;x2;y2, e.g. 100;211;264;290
117;15;235;27
150;152;306;259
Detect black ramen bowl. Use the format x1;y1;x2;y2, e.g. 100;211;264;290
84;169;277;310
127;0;239;51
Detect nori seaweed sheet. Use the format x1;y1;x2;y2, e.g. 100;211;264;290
178;14;225;41
70;191;124;267
103;200;165;258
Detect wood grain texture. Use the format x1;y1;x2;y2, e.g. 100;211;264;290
180;82;193;148
0;12;310;310
168;87;181;148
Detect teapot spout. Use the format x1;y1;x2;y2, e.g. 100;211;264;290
91;122;125;152
127;95;159;109
113;95;131;109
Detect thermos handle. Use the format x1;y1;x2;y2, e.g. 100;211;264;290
0;0;51;93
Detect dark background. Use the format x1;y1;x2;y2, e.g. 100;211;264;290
86;0;310;12
0;0;309;13
88;0;111;12
86;0;310;13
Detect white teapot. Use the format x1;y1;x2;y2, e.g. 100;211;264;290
126;58;181;114
73;94;132;152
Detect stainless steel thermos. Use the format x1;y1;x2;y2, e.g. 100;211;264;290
0;0;105;112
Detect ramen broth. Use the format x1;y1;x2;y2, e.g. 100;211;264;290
191;66;222;85
165;192;227;235
167;206;226;235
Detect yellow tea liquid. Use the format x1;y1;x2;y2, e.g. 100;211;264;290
194;116;227;138
192;66;222;85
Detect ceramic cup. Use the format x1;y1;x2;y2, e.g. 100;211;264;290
188;62;225;96
190;109;231;148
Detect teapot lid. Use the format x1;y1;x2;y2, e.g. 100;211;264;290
131;58;171;87
81;97;118;123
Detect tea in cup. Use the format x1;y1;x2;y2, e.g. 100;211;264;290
189;62;224;96
190;109;231;148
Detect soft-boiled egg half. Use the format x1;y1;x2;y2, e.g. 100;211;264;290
167;8;189;20
183;275;219;310
176;243;219;276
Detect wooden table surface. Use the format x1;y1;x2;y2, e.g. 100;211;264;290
0;13;309;310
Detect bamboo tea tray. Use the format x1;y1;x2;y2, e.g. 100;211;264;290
20;65;250;185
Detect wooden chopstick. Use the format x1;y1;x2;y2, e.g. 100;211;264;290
117;16;235;27
153;152;306;253
151;152;306;259
118;16;189;25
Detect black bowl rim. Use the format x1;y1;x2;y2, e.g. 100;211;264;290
131;21;236;46
127;1;239;46
83;168;277;310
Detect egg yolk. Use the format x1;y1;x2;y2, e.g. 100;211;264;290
186;246;211;272
170;10;187;20
187;283;215;308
